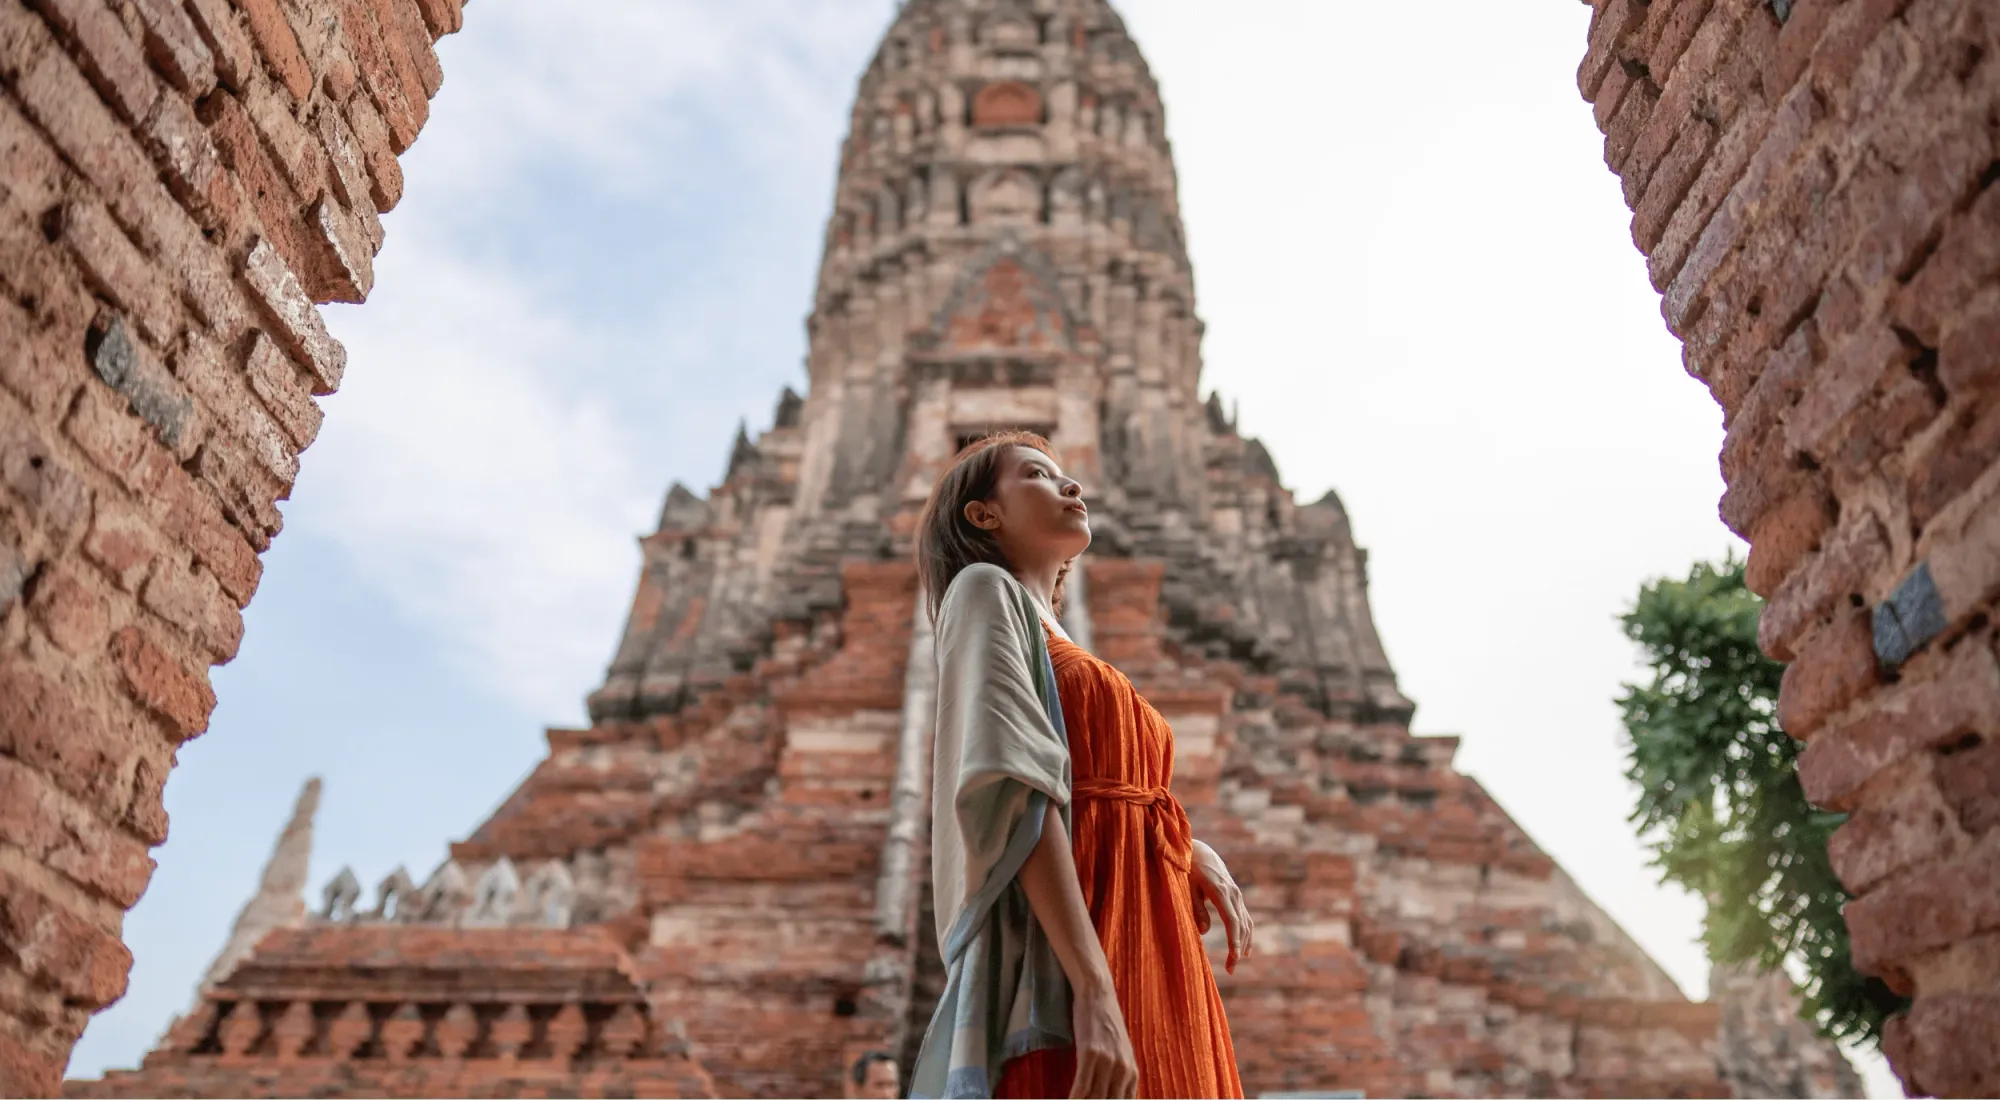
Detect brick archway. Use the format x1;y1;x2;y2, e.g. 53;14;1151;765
0;0;1992;1095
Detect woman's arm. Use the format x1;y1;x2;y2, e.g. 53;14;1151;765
1016;802;1138;1100
1189;838;1255;974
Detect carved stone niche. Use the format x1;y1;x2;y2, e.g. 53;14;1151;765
972;82;1043;129
967;169;1041;227
979;12;1037;54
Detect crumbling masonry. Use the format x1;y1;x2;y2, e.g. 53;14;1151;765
0;0;1987;1096
1578;0;1999;1094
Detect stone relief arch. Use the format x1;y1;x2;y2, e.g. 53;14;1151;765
971;81;1043;128
967;167;1042;226
931;239;1081;355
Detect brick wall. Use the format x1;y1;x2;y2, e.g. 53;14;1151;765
1577;0;1998;1094
0;0;458;1092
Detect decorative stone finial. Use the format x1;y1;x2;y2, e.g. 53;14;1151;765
466;858;521;926
373;866;416;921
321;867;361;921
198;776;323;990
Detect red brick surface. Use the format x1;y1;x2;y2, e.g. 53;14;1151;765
0;0;456;1091
1577;0;2000;1092
64;927;717;1100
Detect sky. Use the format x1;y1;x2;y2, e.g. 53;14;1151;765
68;1;1897;1094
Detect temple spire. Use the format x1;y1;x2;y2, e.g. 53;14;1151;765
199;776;322;990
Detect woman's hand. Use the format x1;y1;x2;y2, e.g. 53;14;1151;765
1070;980;1139;1099
1190;838;1255;974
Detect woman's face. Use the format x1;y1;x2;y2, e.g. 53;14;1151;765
965;445;1091;570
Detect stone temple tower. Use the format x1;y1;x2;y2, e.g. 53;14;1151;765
72;2;1860;1098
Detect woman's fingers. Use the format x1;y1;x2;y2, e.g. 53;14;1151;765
1070;1052;1099;1099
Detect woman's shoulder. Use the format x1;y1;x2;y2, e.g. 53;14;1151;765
938;563;1027;620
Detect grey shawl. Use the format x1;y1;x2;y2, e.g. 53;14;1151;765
907;563;1075;1100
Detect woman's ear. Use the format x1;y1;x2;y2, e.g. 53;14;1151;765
963;498;1000;532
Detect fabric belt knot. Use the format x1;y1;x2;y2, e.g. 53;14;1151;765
1073;779;1193;872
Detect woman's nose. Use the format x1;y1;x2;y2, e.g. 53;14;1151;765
1061;479;1082;498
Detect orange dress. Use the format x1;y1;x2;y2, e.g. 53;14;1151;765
995;628;1243;1099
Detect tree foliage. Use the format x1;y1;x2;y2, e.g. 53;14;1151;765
1617;555;1908;1046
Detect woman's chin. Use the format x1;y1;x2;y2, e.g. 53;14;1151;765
1061;518;1093;555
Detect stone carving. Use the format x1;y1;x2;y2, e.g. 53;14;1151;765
940;252;1071;352
320;868;361;922
971;81;1041;128
522;862;576;928
372;867;416;921
466;858;521;927
966;169;1041;227
413;861;474;924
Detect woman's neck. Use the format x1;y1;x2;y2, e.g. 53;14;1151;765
1010;561;1063;624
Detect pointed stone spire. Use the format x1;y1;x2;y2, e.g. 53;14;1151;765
200;776;322;990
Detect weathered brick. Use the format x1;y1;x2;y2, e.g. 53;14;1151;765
1743;483;1835;599
175;334;298;486
1928;481;2000;625
188;430;285;546
1799;641;2000;808
127;0;216;97
26;559;108;656
82;497;159;593
180;0;252;90
243;81;324;202
0;655;157;825
236;0;312;101
0;865;132;1007
83;315;200;457
109;622;217;740
1775;607;1877;738
151;460;262;599
0;293;81;420
371;0;440;98
1938;288;2000;399
141;553;243;662
1758;507;1890;661
0;1026;63;1100
1845;835;2000;980
0;536;28;617
243;331;324;450
0;756;156;908
1783;324;1912;460
1895;183;2000;348
56;201;178;347
335;0;425;151
242;236;346;392
24;0;160;125
1826;753;1967;894
1663;81;1822;333
139;89;236;233
310;195;373;301
1935;730;2000;835
1882;993;2000;1099
411;0;463;37
0;410;92;541
312;102;384;246
341;90;403;211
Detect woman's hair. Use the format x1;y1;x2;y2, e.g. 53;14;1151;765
914;430;1071;624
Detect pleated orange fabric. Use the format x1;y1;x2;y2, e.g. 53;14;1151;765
994;628;1243;1100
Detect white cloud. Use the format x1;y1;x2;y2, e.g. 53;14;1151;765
315;233;653;719
310;1;890;719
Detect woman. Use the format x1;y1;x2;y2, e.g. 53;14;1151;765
909;432;1252;1100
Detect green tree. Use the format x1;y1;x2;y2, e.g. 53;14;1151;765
1617;554;1908;1046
